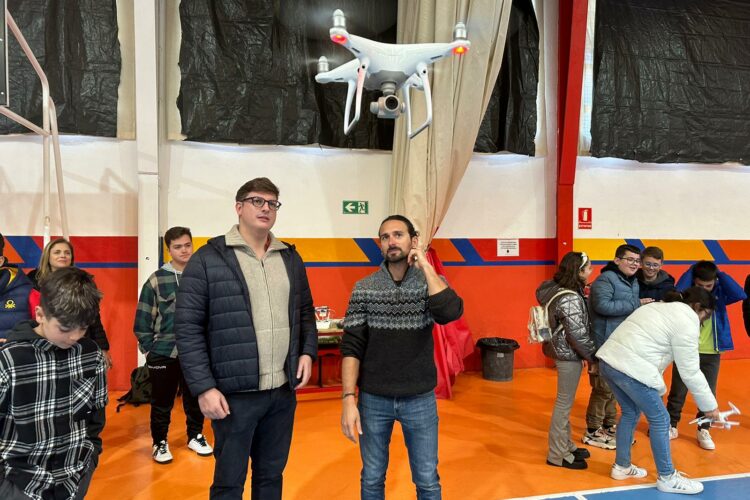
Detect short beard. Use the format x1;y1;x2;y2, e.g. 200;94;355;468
384;252;407;264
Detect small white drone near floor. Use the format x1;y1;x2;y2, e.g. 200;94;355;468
689;401;741;430
315;9;471;139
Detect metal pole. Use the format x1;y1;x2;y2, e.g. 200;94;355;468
48;98;69;240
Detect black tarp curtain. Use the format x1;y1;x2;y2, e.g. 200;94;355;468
0;0;120;137
591;0;750;165
0;0;537;154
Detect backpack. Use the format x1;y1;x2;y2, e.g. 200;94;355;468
528;289;578;343
116;366;152;412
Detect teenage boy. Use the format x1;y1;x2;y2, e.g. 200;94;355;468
636;246;676;301
667;260;746;450
134;226;212;464
584;244;653;449
0;267;107;500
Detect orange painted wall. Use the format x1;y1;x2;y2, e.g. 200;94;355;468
5;235;750;390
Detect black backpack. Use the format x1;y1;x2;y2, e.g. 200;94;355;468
116;366;152;412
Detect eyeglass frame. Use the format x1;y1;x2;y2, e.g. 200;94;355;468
617;256;641;265
642;261;662;269
240;196;282;211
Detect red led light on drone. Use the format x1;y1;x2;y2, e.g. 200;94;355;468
453;45;468;55
332;34;347;44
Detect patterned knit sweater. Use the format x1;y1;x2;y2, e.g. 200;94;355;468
341;262;463;397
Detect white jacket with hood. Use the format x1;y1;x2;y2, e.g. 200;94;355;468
596;301;717;412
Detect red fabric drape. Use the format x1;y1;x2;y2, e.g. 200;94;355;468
427;248;474;399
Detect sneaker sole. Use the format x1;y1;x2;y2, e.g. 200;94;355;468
582;438;616;450
153;458;173;464
188;444;213;456
657;484;704;494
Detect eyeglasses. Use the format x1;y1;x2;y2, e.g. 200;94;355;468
643;262;661;269
618;256;641;265
240;196;282;211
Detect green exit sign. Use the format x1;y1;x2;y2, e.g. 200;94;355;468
343;200;369;214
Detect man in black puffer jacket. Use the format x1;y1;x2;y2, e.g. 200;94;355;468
175;178;317;500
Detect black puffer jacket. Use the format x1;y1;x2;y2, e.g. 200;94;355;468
175;236;317;397
636;269;676;301
536;280;595;362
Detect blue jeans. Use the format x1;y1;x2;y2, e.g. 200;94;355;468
600;361;674;477
358;391;440;500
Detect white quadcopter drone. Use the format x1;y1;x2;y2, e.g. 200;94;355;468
689;401;741;430
315;9;471;139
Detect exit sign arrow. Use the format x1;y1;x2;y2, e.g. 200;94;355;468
342;200;368;214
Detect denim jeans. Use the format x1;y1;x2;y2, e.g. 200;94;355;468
210;386;296;500
600;361;674;477
358;391;440;500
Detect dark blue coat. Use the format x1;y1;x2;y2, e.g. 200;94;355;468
175;236;317;397
1;265;34;338
676;266;747;352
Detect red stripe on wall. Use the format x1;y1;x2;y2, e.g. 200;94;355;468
470;238;556;262
31;236;138;263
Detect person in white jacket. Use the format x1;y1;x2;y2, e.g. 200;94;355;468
596;287;720;495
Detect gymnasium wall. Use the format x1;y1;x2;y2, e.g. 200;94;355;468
2;136;750;389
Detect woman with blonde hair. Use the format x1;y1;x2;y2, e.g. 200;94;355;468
28;238;111;367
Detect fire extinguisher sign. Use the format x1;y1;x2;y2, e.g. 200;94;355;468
578;208;592;229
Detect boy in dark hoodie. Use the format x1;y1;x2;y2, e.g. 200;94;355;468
666;260;746;451
133;227;211;464
583;244;653;449
636;246;676;301
0;267;107;500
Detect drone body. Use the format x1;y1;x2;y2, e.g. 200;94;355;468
690;401;741;430
315;9;470;139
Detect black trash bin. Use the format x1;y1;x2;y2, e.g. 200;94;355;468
476;338;520;382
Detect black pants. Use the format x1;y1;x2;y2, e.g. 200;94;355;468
147;353;204;444
210;386;297;500
666;353;721;429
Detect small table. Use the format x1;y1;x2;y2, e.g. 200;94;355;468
315;326;343;389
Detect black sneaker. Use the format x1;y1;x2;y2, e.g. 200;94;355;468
547;459;588;470
572;448;591;461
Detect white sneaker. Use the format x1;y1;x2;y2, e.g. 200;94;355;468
657;470;704;494
188;434;213;456
152;440;173;464
669;426;679;440
610;463;648;480
697;428;715;450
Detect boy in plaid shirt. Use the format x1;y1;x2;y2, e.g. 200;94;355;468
0;267;107;500
134;227;211;464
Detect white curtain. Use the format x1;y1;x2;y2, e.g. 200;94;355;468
390;0;513;244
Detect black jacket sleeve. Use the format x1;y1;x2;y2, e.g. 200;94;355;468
85;313;110;351
295;252;318;361
175;250;217;397
744;274;750;337
428;288;464;325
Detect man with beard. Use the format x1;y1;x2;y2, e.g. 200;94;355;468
340;215;464;500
